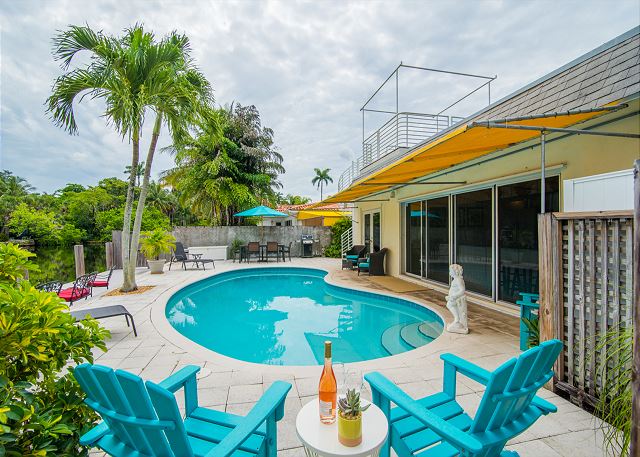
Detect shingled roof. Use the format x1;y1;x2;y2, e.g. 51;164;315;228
473;27;639;122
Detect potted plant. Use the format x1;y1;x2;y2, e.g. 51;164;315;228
337;388;370;447
139;228;176;274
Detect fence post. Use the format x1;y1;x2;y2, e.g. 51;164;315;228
74;244;85;278
631;159;639;457
537;213;555;389
105;242;114;269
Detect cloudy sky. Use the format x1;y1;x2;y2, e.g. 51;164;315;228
1;1;638;200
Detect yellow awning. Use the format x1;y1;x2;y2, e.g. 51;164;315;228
296;210;350;220
323;108;614;203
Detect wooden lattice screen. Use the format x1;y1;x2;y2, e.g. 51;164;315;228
538;211;634;407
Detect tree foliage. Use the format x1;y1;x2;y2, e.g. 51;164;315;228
323;217;353;258
0;244;109;456
164;103;285;225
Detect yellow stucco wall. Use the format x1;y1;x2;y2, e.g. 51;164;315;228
353;103;640;280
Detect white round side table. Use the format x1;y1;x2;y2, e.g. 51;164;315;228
295;399;388;457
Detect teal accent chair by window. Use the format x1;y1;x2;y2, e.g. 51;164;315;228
74;364;291;457
365;339;563;457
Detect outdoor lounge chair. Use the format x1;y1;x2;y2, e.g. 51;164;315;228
73;363;291;457
265;241;279;262
58;273;96;305
365;339;563;457
358;248;388;276
342;244;366;269
71;304;137;337
169;242;215;270
36;280;63;294
88;266;115;289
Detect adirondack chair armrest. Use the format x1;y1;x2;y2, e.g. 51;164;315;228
158;365;201;393
440;353;492;385
79;421;110;446
365;372;483;454
204;381;292;457
531;396;557;414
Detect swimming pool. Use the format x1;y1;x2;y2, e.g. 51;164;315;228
165;268;443;365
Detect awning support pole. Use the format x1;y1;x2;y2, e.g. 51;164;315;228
541;131;546;214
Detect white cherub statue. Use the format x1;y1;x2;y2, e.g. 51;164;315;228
445;264;469;334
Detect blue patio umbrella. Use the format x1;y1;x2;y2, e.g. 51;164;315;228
234;205;288;242
234;205;287;218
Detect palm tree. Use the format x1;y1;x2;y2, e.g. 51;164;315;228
312;168;333;201
124;162;145;187
47;24;212;291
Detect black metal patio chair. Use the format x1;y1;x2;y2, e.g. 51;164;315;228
36;280;63;294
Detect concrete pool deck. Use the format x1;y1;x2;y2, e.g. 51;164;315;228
79;258;606;456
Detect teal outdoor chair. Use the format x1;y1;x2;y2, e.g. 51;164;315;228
74;364;291;457
365;339;563;457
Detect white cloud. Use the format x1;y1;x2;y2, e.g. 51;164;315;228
1;0;638;199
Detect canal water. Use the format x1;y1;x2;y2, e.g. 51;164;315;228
28;244;107;285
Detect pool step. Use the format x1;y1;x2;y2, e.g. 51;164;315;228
400;322;434;348
419;321;444;340
381;324;414;355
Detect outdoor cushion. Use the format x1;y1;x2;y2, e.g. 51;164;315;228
358;262;370;268
345;255;359;260
89;280;109;287
58;287;90;300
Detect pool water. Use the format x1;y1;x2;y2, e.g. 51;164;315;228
166;268;443;365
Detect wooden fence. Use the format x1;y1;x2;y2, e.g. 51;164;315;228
538;210;634;406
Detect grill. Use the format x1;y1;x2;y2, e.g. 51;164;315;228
301;235;314;258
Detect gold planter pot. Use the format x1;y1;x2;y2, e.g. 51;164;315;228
338;412;362;447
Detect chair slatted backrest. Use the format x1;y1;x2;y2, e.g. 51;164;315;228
470;340;562;441
266;242;278;252
74;363;193;457
248;242;260;253
174;242;188;261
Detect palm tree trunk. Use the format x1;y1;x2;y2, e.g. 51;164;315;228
320;182;323;201
121;124;140;291
128;113;163;288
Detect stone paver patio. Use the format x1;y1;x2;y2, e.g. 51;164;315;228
77;258;606;456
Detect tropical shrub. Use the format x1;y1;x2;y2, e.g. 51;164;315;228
139;228;176;260
323;217;352;258
521;316;540;348
0;242;38;284
0;244;109;456
7;203;59;244
594;325;632;457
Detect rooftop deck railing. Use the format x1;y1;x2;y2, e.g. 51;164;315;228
337;112;464;192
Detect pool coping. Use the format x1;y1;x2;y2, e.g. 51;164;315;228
150;264;453;377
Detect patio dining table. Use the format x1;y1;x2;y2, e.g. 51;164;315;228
239;244;287;262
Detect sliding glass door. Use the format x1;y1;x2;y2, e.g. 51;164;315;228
426;197;449;283
405;202;423;276
401;175;559;303
497;177;559;302
455;189;493;296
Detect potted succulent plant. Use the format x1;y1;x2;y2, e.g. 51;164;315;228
337;388;370;447
139;228;176;274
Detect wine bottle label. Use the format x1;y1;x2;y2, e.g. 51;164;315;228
319;400;332;416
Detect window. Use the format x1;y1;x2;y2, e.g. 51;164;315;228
455;189;493;296
285;220;292;226
497;177;559;303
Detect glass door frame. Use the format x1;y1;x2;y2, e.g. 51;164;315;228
362;209;381;254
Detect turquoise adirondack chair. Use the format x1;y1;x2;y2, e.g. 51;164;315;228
73;363;291;457
365;339;563;457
